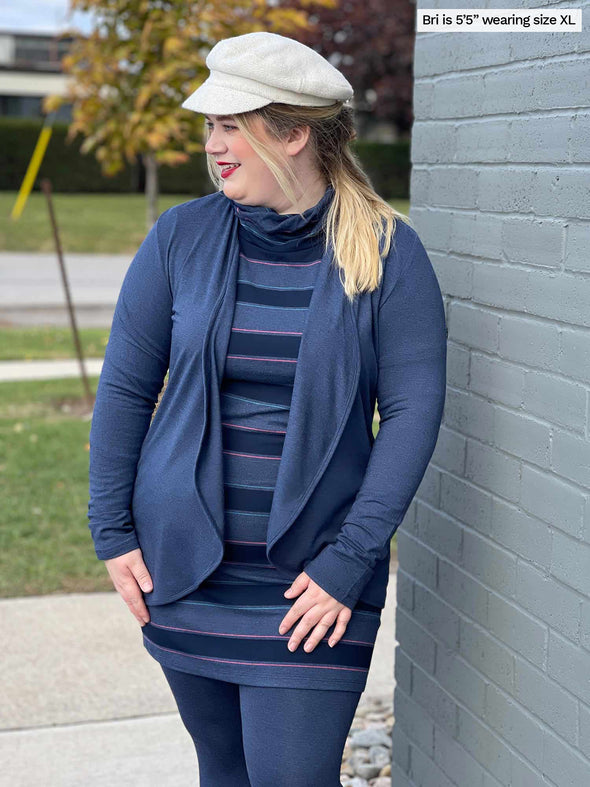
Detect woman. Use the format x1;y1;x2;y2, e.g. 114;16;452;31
88;31;447;786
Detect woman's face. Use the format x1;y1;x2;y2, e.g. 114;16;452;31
204;113;302;212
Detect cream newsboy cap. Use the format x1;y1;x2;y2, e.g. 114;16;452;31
181;31;354;115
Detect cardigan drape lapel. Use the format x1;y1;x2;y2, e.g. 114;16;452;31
193;205;361;556
192;207;241;545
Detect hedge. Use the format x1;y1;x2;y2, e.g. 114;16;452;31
0;117;409;199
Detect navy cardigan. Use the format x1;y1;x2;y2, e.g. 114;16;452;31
88;191;447;611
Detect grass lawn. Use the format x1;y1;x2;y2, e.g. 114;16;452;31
0;326;110;361
0;191;411;254
0;376;116;597
0;191;197;254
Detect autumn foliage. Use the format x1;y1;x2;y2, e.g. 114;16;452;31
43;0;337;224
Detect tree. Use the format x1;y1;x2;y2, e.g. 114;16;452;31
288;0;416;134
44;0;336;229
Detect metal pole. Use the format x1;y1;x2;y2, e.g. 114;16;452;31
40;178;94;408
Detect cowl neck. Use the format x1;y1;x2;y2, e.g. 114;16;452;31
227;185;335;246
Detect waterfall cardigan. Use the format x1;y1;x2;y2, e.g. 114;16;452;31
87;190;447;612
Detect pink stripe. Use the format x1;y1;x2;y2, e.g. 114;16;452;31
232;328;302;335
240;253;322;266
223;450;281;460
146;621;373;647
226;356;297;363
143;637;368;672
221;422;286;434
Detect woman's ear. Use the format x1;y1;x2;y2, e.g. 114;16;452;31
285;125;311;156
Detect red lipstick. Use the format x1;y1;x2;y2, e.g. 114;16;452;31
220;164;240;179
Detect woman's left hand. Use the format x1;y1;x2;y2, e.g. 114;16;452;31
278;571;352;652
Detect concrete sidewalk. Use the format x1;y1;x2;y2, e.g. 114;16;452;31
0;357;104;382
0;574;397;787
0;251;127;328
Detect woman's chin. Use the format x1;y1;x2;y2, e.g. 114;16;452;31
222;181;246;200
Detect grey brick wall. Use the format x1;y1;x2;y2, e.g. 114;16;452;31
391;2;590;784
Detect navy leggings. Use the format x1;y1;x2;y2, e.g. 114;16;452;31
160;664;363;786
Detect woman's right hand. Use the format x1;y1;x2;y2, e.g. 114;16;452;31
104;548;154;627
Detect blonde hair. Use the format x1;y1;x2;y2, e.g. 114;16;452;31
204;102;412;303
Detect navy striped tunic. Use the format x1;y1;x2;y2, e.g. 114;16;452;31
142;186;382;691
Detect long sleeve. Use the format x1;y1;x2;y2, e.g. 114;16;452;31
303;231;447;608
87;210;173;560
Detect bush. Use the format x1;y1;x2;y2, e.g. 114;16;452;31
0;117;410;200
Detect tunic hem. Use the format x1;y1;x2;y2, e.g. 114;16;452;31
142;633;370;693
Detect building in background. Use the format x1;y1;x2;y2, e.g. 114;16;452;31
0;29;73;120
